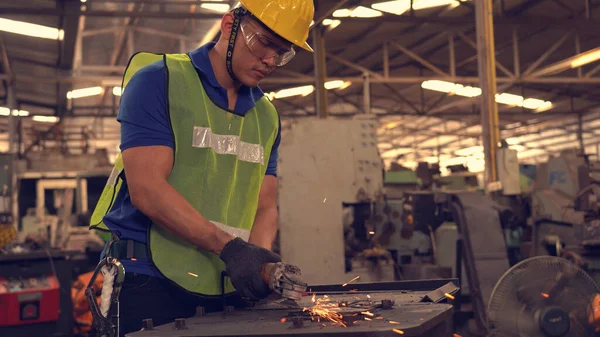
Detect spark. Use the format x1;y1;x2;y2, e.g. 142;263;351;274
187;272;198;277
444;293;455;300
365;317;372;321
342;276;360;287
323;197;327;203
304;294;347;327
312;293;316;302
376;317;384;320
361;311;374;317
354;296;361;300
453;334;463;337
393;328;405;335
390;321;400;324
367;294;371;299
369;231;375;235
280;318;286;323
541;293;549;298
130;258;137;261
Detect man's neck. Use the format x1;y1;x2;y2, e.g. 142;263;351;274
208;43;242;92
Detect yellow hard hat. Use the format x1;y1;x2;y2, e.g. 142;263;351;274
239;0;314;52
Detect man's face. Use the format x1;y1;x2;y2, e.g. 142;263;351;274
232;17;294;87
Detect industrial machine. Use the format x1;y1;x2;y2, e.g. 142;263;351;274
488;256;600;337
0;250;79;337
278;116;384;285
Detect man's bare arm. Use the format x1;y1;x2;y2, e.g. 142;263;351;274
122;145;234;254
248;175;279;250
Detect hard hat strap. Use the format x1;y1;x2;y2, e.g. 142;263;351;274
226;7;248;83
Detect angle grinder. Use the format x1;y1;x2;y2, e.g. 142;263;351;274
261;262;307;301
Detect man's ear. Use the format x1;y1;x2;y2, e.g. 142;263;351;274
220;13;235;40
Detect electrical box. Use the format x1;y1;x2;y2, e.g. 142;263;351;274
278;116;383;285
497;148;520;195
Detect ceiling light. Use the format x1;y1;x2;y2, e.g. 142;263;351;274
412;0;458;10
273;85;314;99
67;86;104;99
32;116;60;123
324;80;351;90
371;0;411;15
0;107;28;116
332;8;352;17
200;3;230;13
0;18;64;40
322;19;342;29
113;86;123;96
421;80;552;111
495;93;523;106
421;80;456;93
453;84;481;97
571;48;600;68
333;6;382;18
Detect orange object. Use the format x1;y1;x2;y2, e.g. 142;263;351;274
71;271;104;334
588;293;600;328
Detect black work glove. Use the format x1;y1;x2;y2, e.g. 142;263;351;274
219;238;281;301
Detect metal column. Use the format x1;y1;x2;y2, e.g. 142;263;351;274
312;26;328;118
363;72;371;114
475;0;500;188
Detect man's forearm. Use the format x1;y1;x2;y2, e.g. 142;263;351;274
130;180;234;254
248;206;278;250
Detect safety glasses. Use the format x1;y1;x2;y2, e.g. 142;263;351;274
239;19;296;67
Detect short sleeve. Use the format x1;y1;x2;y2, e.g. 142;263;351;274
117;61;175;151
265;117;281;177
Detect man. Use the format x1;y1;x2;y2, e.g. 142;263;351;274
89;1;314;335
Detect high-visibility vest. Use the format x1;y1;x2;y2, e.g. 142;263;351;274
90;52;279;296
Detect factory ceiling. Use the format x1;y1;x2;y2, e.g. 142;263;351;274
1;0;600;171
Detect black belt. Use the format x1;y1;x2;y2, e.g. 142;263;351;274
109;239;149;259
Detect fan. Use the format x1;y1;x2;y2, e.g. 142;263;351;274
488;256;600;337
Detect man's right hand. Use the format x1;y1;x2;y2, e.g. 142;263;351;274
219;238;281;301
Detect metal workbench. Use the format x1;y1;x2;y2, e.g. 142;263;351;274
127;279;456;337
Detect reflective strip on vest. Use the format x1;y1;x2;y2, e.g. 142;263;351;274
211;221;250;241
192;126;265;165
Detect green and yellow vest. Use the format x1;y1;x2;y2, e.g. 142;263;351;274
90;52;279;296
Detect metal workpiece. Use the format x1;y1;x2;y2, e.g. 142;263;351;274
174;318;187;330
126;280;455;337
142;319;153;330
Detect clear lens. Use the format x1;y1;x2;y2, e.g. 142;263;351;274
240;21;296;67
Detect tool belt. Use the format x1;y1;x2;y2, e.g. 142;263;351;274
108;239;149;260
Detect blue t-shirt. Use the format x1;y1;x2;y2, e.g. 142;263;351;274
102;42;281;276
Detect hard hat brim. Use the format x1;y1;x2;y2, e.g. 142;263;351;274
299;41;314;53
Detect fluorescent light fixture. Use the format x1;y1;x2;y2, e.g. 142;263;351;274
273;85;314;99
200;3;230;13
495;93;523;106
412;0;458;10
322;19;342;29
332;8;352;17
421;80;480;97
0;107;29;116
324;80;351;90
333;6;382;18
112;86;123;96
571;48;600;68
372;0;411;15
32;116;60;123
0;18;64;40
67;86;104;99
421;80;552;111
